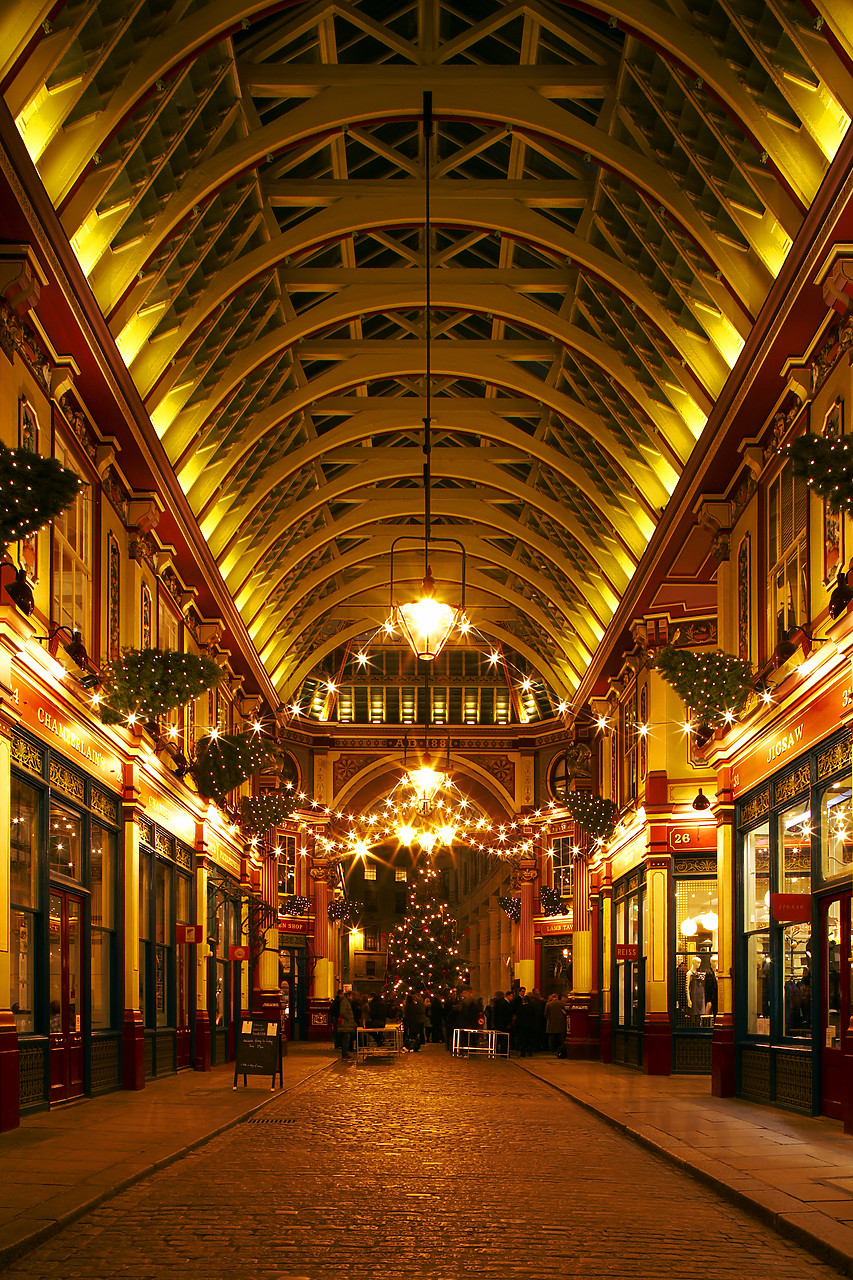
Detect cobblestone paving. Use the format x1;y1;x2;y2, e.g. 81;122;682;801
3;1047;842;1280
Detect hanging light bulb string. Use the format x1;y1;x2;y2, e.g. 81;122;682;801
423;88;433;572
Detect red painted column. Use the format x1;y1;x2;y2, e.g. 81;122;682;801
308;846;334;1040
512;857;536;992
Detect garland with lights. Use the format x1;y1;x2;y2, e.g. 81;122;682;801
97;648;222;726
328;897;359;922
497;895;522;923
0;442;84;546
655;645;754;726
385;865;463;999
566;792;618;843
539;885;564;917
240;792;294;834
785;432;853;511
191;732;280;807
281;895;310;917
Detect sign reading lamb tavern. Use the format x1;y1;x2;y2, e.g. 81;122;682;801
11;666;121;786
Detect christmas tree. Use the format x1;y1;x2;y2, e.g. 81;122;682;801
385;865;463;1001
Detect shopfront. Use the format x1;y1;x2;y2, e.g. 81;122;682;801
535;918;573;997
736;722;852;1117
205;836;243;1066
279;917;309;1042
672;822;719;1075
11;724;123;1110
611;866;645;1068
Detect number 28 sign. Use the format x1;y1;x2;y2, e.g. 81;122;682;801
668;826;716;850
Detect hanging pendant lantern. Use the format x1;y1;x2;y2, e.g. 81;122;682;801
395;567;460;661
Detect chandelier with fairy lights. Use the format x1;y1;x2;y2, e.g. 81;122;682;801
388;91;467;662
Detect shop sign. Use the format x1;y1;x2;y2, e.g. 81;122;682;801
229;945;250;962
732;670;853;796
770;893;812;924
668;825;716;850
139;779;196;845
177;924;202;943
615;943;638;961
11;665;121;787
278;915;310;935
205;835;241;876
534;915;573;936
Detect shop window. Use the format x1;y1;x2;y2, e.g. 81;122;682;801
278;836;296;905
155;860;172;1027
675;877;718;1029
614;877;642;1029
49;800;82;881
778;801;812;1041
52;437;90;638
767;459;808;649
821;781;852;881
139;849;151;1024
90;824;116;1030
10;777;40;1033
743;821;770;1036
176;872;192;1029
551;837;574;899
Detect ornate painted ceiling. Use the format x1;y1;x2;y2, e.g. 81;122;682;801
3;0;853;719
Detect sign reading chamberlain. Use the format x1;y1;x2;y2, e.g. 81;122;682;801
37;705;110;770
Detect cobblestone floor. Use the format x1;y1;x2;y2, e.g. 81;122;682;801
3;1047;843;1280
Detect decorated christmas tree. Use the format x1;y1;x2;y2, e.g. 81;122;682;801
655;645;754;725
385;865;463;1000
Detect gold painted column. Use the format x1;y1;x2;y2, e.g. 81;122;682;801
643;839;672;1076
711;767;736;1096
565;852;597;1057
121;758;145;1089
253;851;280;1021
194;846;211;1071
0;721;18;1129
599;862;613;1062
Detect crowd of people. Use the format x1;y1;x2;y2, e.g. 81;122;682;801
329;986;572;1060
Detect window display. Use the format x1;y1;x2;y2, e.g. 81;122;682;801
778;801;812;1040
822;782;852;881
742;821;770;1036
10;778;39;1032
675;876;718;1028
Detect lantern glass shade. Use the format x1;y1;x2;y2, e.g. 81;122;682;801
405;762;448;804
394;570;459;660
680;916;697;937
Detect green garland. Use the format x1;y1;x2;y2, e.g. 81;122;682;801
566;792;618;842
785;433;853;512
191;732;279;807
655;645;753;724
98;648;222;726
0;442;84;545
240;792;294;834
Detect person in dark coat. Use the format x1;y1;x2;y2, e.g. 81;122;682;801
515;994;538;1057
369;991;387;1045
430;993;444;1045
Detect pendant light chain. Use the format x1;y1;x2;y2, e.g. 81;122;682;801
423;90;433;573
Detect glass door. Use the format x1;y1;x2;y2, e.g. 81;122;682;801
821;893;849;1119
48;891;85;1104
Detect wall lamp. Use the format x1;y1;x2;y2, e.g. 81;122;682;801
1;562;35;616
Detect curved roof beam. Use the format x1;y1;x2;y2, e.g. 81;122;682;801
180;353;676;514
219;453;633;600
88;83;771;316
156;283;700;487
272;616;572;701
568;0;836;197
131;200;729;400
205;407;652;562
246;531;602;654
234;498;617;630
262;566;585;685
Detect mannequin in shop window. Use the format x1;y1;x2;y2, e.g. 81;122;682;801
686;956;705;1025
704;958;718;1023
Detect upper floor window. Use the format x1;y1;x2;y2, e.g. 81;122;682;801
52;438;89;637
768;460;808;648
551;836;574;898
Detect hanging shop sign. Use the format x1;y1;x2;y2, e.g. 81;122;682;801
615;943;638;961
10;663;121;787
732;669;853;796
770;893;812;924
176;924;202;943
534;915;573;937
139;778;196;845
668;824;716;851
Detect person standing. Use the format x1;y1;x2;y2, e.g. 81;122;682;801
545;992;566;1053
333;989;356;1061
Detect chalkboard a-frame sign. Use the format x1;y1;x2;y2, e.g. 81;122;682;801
233;1020;284;1091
